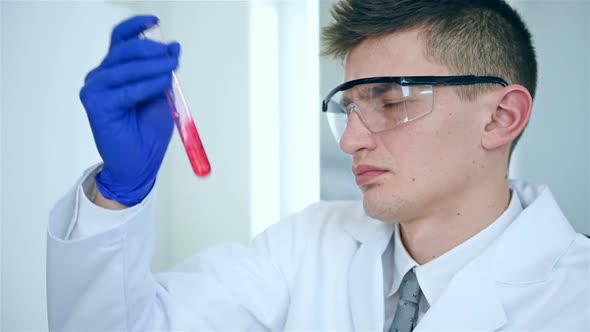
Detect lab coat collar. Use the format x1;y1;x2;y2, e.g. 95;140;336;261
493;180;577;284
344;181;576;331
345;207;506;332
342;201;394;243
342;182;576;283
414;247;507;331
346;203;395;330
390;223;419;297
416;181;576;331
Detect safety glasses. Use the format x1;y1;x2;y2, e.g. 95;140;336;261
321;75;508;143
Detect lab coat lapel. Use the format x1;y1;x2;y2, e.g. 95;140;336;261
493;182;576;284
416;183;576;331
415;250;507;331
346;217;394;331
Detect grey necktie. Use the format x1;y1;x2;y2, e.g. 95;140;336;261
388;269;422;332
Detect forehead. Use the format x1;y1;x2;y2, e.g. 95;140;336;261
344;29;451;81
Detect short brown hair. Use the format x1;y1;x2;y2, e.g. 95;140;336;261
322;0;538;151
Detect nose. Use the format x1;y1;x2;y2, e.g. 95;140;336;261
339;111;377;155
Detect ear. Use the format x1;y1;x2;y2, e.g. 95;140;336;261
482;85;532;150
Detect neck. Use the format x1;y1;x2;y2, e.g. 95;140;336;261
399;179;511;265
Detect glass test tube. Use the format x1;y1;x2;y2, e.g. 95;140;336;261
142;24;211;177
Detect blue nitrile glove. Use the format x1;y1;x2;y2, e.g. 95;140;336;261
79;15;180;206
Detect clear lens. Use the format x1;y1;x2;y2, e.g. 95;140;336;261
325;83;433;142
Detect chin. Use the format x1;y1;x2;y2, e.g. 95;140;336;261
362;188;407;224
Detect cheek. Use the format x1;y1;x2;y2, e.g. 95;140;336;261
381;106;481;179
378;125;439;181
429;98;483;152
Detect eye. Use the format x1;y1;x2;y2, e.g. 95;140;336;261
380;99;408;123
381;99;405;111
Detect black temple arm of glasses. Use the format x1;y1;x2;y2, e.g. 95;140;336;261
322;75;509;112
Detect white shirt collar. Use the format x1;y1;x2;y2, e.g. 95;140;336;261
387;191;523;307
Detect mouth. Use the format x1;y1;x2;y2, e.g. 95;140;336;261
353;164;388;186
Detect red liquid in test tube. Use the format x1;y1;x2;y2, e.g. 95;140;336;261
165;76;211;177
143;24;211;177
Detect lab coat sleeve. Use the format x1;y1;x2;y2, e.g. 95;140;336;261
70;163;144;240
47;166;293;331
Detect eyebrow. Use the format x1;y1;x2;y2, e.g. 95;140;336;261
367;84;391;97
341;83;402;105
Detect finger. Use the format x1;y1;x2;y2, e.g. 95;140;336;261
86;57;178;87
110;15;159;48
101;39;167;67
87;41;179;83
100;40;180;68
110;74;173;108
167;41;181;58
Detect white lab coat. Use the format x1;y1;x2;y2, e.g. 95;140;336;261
47;167;590;331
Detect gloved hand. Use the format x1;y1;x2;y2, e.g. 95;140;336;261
80;15;180;206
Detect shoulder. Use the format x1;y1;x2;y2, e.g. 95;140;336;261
262;200;366;241
248;200;366;283
251;200;374;260
300;200;366;226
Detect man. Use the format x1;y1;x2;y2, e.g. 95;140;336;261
47;0;589;331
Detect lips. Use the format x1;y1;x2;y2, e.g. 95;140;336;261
353;164;388;186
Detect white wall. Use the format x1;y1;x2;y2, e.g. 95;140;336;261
133;0;320;270
0;2;253;328
129;1;254;271
0;2;3;328
1;2;133;330
319;1;590;234
509;0;590;234
1;0;586;330
247;0;321;237
1;0;320;329
276;0;320;218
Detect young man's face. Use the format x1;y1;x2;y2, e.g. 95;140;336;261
341;29;494;224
